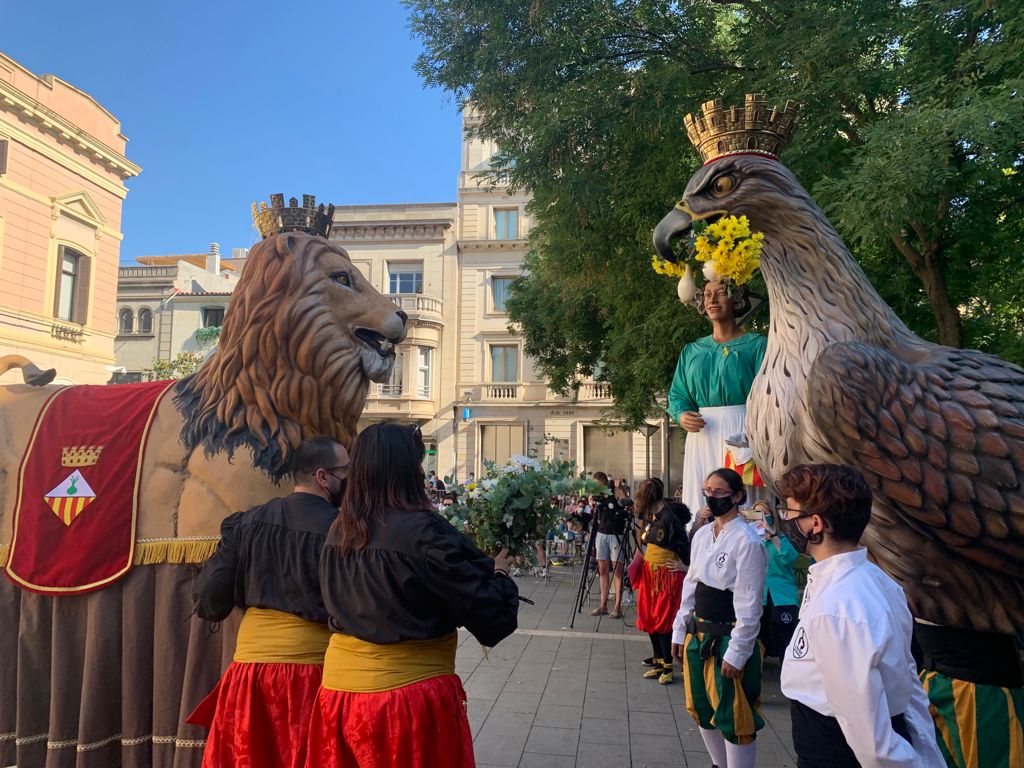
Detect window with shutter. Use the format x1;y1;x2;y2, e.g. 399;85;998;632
53;246;90;324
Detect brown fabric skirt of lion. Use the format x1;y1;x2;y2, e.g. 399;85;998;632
0;563;239;768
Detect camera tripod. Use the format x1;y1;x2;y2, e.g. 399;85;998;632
568;506;638;628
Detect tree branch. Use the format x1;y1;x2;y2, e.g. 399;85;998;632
890;232;924;272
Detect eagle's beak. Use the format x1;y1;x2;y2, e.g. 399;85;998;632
652;206;692;263
653;201;728;263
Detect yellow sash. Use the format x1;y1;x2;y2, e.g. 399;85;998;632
321;632;457;693
644;542;676;569
233;607;331;665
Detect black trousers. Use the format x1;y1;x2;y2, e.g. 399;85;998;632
648;632;673;662
791;699;910;768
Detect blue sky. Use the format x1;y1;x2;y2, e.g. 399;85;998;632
3;0;461;260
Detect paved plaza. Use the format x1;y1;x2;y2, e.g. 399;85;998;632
457;565;797;768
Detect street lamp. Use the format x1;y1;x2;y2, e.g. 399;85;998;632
637;422;660;480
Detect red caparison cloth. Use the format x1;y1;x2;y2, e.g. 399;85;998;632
187;661;324;768
635;563;685;634
305;674;475;768
5;380;173;594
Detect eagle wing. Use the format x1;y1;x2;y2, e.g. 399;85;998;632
806;341;1024;578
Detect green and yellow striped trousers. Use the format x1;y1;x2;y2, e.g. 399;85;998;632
920;670;1024;768
681;629;764;745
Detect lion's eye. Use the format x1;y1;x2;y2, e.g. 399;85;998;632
331;272;351;287
711;175;735;196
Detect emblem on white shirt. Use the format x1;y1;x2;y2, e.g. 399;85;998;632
715;553;728;568
791;626;809;658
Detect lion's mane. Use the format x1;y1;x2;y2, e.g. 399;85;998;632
175;234;370;480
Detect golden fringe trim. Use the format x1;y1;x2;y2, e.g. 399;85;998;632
0;537;220;568
133;537;220;565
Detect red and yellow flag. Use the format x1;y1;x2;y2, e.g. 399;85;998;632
724;450;767;487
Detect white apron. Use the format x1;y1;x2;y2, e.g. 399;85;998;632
680;404;769;518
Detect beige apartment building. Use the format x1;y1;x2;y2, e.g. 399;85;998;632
112;113;679;485
0;52;140;384
343;112;678;486
114;245;245;380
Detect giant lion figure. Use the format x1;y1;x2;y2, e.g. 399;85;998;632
0;231;406;767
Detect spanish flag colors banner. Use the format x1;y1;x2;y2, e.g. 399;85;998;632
724;449;767;488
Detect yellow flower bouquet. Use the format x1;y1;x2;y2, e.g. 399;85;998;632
651;214;765;301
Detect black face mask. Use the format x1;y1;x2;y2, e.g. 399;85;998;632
328;478;347;509
706;495;735;518
781;515;823;555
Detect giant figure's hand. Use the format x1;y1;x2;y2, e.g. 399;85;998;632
679;411;706;432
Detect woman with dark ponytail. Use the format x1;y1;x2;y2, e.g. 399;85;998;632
672;467;768;768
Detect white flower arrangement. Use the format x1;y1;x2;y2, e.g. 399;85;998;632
442;458;602;555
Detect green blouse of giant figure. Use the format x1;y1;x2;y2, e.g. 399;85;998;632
667;333;767;421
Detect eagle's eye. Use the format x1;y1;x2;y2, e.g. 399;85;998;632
711;175;735;197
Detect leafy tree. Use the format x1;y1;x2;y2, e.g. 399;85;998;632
142;351;204;381
406;0;1024;427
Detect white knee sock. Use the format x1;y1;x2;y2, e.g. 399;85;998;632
724;739;757;768
699;727;727;767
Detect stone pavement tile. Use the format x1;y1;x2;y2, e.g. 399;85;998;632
627;687;674;714
587;665;626;684
582;696;627;721
516;651;556;669
755;739;797;767
579;716;629;745
630;733;686;765
526;635;562;652
576;740;631;767
493;690;542;714
465;673;513;700
503;676;549;695
676;721;708;752
629;710;678;736
473;711;534;766
468;698;495;738
523;725;579;756
534;703;583;730
585;680;626;699
685;750;715;767
519;753;575;768
541;685;587;708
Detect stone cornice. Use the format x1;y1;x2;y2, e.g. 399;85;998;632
0;80;141;180
458;239;529;252
331;220;452;243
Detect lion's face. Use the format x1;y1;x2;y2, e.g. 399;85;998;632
301;239;407;383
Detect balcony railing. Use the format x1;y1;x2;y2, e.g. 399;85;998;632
385;293;443;316
578;381;612;400
377;383;402;398
118;266;177;278
485;383;520;400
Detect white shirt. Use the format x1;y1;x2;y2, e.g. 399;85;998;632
672;515;767;669
780;549;945;768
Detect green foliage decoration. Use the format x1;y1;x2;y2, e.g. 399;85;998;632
142;351;204;381
441;456;603;556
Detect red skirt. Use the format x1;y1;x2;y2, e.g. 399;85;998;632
305;673;474;768
635;563;684;634
186;661;324;768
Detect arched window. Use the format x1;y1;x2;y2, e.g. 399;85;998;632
138;307;153;334
118;308;134;335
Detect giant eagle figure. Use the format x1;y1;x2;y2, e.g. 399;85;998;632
653;96;1024;642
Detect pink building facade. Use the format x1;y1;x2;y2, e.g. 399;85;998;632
0;52;140;384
